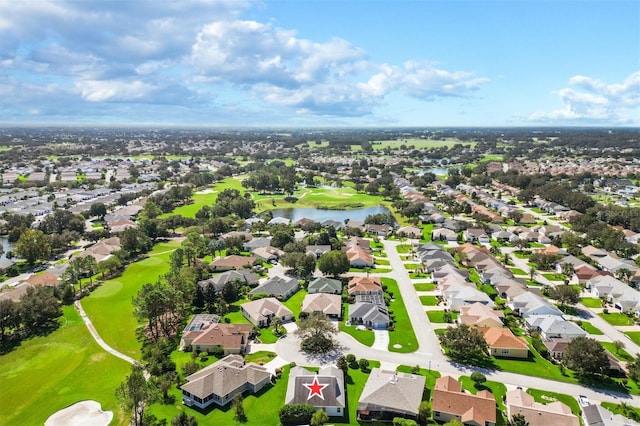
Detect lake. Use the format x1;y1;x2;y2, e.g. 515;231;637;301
420;167;449;176
0;237;13;259
269;206;391;223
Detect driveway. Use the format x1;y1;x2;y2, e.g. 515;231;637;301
372;329;390;351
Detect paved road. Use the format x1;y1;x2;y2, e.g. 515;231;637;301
75;300;138;366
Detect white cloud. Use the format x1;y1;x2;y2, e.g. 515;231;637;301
529;71;640;124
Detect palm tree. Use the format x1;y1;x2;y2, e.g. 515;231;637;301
272;317;283;334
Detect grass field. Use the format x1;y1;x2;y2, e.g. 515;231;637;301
371;138;474;150
383;277;419;353
81;240;180;359
427;310;458;323
419;296;439;306
414;283;436;292
526;388;580;416
625;331;640;346
509;267;527;276
602;342;635;362
339;320;375;347
578;321;604;335
599;312;635;326
0;306;131;426
581;297;603;308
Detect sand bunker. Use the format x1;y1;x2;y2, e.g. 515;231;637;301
45;400;113;426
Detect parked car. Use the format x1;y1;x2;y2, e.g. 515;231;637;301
578;395;590;407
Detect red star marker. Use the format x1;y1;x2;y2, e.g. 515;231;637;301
303;377;329;400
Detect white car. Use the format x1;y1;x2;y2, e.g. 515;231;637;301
578;395;590;407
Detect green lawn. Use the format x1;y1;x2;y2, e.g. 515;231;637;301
459;375;508;411
419;296;439;306
283;288;306;319
81;240;180;359
526;389;581;416
403;263;421;270
581;297;603;308
599;312;635;326
509;267;527;276
383;277;419;353
0;306;131;426
601;342;635;362
161;177;246;219
602;402;640;422
542;273;561;281
339;321;375;347
427;310;458;323
492;339;577;384
414;283;436;292
376;258;390;265
578;321;604;335
244;351;277;364
420;224;434;242
625;331;640;346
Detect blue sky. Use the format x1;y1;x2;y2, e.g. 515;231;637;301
0;0;638;127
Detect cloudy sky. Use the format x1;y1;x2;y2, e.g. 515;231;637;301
1;0;638;127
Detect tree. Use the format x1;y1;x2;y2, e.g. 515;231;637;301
563;336;609;376
470;371;487;388
549;285;580;308
336;356;348;373
443;420;464;426
281;252;316;277
232;393;246;422
627;355;640;383
279;404;316;426
613;340;626;355
440;324;489;363
14;228;51;266
19;286;62;331
310;409;329;426
296;312;336;354
89;202;107;219
358;358;370;371
0;299;20;342
317;250;350;278
417;401;431;426
507;413;529;426
171;411;198;426
115;363;156;426
208;238;226;257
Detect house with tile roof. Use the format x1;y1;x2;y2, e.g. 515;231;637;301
197;269;259;294
180;354;271;410
209;255;257;271
459;302;504;328
180;317;252;355
301;293;342;319
240;297;293;327
285;365;346;417
432;375;496;426
482;327;528;358
506;388;579;426
347;276;383;296
357;369;426;422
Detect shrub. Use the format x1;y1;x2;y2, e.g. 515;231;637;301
279;404;316;426
358;358;370;371
603;308;609;314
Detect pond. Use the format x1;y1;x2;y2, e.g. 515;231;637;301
269;205;392;224
420;167;449;176
0;237;13;259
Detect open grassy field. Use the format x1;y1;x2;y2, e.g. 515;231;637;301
370;138;474;150
0;306;131;426
581;297;603;308
81;240;180;359
383;277;419;353
599;312;635;326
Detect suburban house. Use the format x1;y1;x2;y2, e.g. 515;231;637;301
347;249;375;268
210;255;257;271
459;302;504;328
180;315;252;355
432;375;496;426
306;245;332;259
482;327;529;358
197;269;259;294
74;236;121;263
248;275;299;300
508;292;563;318
463;228;490;244
440;282;494;311
180;355;271;409
301;293;342;319
542;338;624;372
357;369;426;422
431;228;458;241
366;223;393;237
525;315;587;340
285;365;346;417
582;403;640;426
240;297;293;327
26;271;60;287
396;226;422;239
252;246;284;262
243;237;271;251
506;388;579;426
348;276;383;296
307;277;342;294
349;302;390;329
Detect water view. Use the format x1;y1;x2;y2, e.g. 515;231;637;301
269;205;391;223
